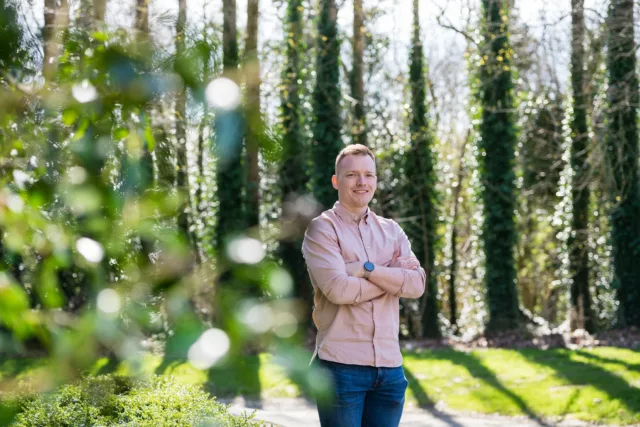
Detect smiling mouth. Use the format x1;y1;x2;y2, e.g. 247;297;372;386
353;190;368;194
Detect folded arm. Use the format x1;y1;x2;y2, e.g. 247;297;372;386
302;217;386;305
346;222;426;299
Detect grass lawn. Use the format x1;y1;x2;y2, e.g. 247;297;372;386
1;347;639;425
402;347;640;425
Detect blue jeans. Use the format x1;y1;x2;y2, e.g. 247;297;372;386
316;359;408;427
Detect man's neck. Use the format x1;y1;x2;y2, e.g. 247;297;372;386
338;201;369;219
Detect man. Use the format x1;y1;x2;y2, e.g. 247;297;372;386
302;144;426;427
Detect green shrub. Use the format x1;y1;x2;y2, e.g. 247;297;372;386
13;375;264;427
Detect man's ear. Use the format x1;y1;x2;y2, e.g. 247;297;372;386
331;175;338;190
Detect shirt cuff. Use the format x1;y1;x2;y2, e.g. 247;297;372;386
397;269;407;296
355;278;363;304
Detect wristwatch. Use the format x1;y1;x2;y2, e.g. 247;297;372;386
363;261;375;279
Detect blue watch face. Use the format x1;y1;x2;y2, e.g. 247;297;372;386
364;261;375;272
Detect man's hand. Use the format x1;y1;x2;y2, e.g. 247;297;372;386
345;261;365;278
389;256;420;270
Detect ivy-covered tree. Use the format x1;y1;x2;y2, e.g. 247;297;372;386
279;0;311;304
569;0;594;332
479;0;519;332
351;0;366;146
311;0;342;209
404;0;440;338
606;0;640;327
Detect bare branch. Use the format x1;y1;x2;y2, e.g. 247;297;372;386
435;6;478;47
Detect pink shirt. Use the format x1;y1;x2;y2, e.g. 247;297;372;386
302;201;426;367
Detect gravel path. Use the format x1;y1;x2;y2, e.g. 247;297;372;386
224;397;595;427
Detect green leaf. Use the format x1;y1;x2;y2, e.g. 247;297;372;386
144;125;155;151
114;128;129;139
62;109;78;125
0;273;31;336
0;273;29;312
92;31;108;42
37;259;65;309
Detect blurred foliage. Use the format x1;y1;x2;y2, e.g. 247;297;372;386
11;374;264;426
0;7;325;424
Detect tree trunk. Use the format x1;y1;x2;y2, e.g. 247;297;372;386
606;0;640;327
449;134;468;334
215;0;246;251
43;0;69;184
479;0;519;332
175;0;195;256
134;0;154;186
94;0;107;24
43;0;69;80
135;0;149;37
406;0;440;339
77;0;92;30
569;0;594;332
351;0;366;146
196;48;212;220
152;2;176;191
222;0;239;74
312;0;342;210
279;0;312;312
244;0;261;231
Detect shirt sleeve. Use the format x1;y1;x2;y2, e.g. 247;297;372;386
393;221;426;298
302;216;386;305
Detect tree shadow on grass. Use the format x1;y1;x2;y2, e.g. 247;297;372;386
409;350;551;426
204;354;263;409
403;366;465;427
154;357;182;376
95;357;120;376
0;358;50;379
573;349;640;373
520;349;640;423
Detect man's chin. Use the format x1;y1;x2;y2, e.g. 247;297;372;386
351;199;371;208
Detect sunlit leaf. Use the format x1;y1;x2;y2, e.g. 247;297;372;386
62;109;78;126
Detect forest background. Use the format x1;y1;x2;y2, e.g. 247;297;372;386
1;0;640;424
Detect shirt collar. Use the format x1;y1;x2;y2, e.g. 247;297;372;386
333;201;371;224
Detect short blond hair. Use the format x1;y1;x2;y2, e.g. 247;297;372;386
335;144;376;174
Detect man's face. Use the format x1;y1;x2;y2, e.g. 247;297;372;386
332;154;377;211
